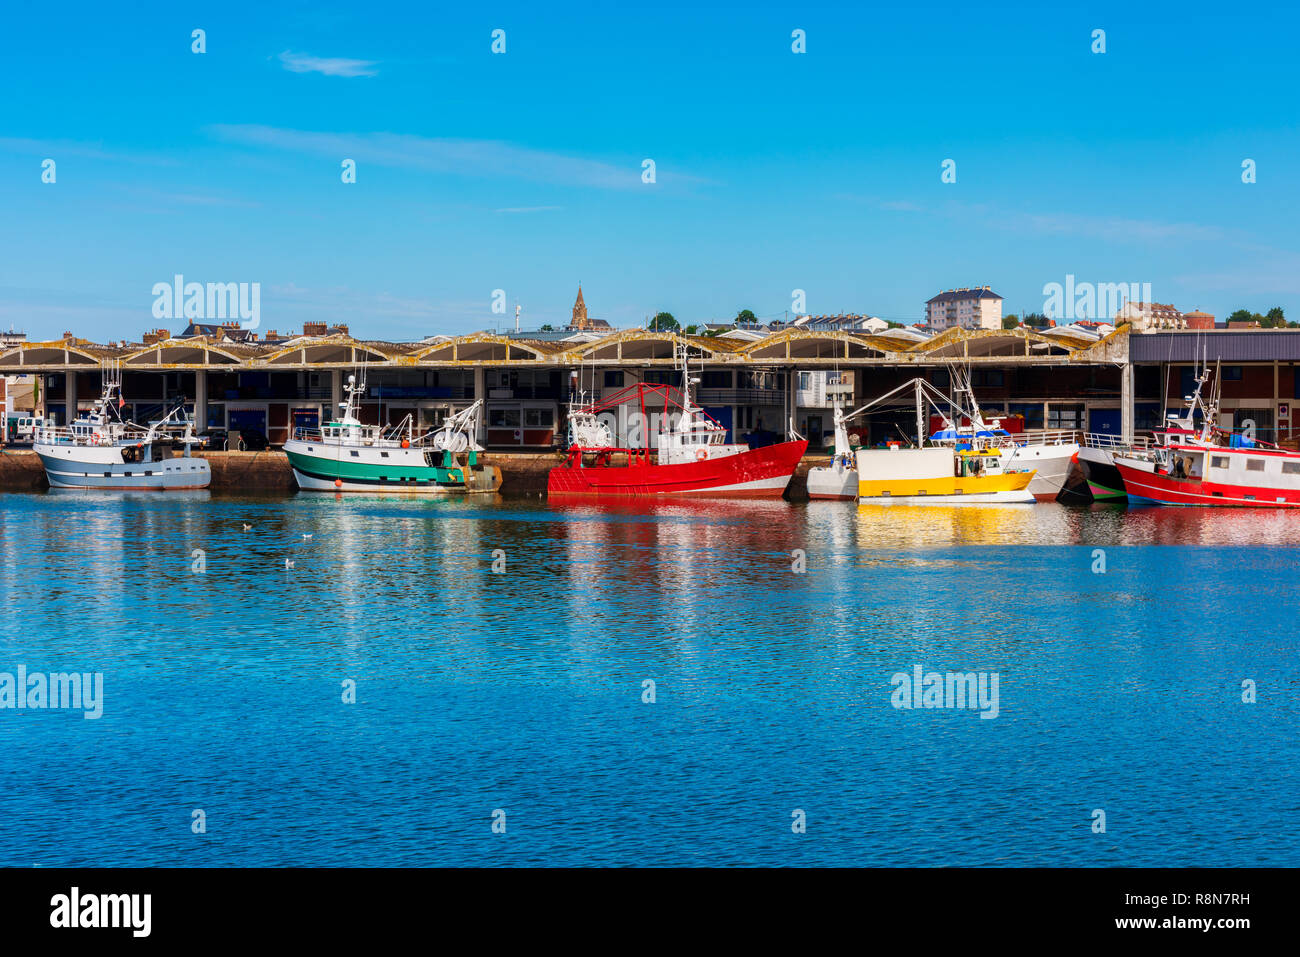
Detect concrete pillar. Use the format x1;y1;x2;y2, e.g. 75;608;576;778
786;366;797;437
1273;360;1280;441
330;369;343;421
194;370;208;429
1120;361;1134;444
473;366;487;445
65;371;77;425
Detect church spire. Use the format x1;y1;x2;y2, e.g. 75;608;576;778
571;285;589;329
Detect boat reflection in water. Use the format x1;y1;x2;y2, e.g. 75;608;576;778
847;500;1047;549
1111;501;1300;546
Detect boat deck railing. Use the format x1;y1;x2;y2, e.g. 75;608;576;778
941;429;1082;449
1002;428;1081;447
292;426;432;447
34;425;148;447
1081;432;1154;451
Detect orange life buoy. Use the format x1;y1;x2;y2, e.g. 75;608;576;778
401;439;410;449
696;447;708;461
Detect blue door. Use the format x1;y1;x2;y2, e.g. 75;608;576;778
1088;408;1122;435
229;409;267;435
701;406;733;442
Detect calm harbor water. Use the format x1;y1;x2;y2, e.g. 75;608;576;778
1;491;1297;866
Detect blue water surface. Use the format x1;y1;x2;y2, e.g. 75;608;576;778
1;491;1297;866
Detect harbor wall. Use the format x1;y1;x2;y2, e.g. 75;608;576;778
0;449;831;500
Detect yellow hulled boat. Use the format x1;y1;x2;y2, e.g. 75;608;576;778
856;446;1036;503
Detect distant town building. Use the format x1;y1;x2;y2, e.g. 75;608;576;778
1227;318;1262;330
301;321;349;338
792;314;890;334
1184;310;1215;331
925;286;1003;331
566;286;612;333
1113;301;1185;331
173;321;326;343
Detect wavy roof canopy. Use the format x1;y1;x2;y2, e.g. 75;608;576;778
0;326;1129;371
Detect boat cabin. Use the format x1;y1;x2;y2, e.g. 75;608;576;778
955;448;1015;478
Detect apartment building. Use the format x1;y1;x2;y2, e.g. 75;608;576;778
925;286;1003;331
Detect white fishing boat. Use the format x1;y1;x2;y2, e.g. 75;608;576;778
283;373;502;493
805;394;860;500
33;370;210;490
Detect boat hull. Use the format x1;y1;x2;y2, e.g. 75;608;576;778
1005;443;1078;501
1116;460;1300;507
855;447;1036;503
1078;446;1128;501
547;440;807;498
858;490;1037;505
806;463;857;500
35;448;210;490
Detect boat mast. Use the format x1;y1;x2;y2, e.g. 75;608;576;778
915;378;923;447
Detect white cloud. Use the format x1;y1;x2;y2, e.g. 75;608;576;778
206;124;700;190
278;51;379;78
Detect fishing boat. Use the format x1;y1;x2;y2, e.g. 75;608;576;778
857;445;1037;503
807;375;1050;502
929;369;1078;501
547;351;807;498
283;373;501;493
32;370;210;490
1115;437;1300;507
1079;364;1212;501
1113;363;1300;506
806;399;858;500
1077;439;1134;501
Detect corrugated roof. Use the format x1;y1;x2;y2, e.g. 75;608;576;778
1131;331;1300;362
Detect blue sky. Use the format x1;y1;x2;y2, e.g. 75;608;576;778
3;0;1300;340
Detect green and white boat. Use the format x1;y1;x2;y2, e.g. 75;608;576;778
283;373;501;494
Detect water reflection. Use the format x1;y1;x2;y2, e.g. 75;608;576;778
3;490;1300;867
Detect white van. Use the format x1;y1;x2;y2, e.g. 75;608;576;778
14;415;49;441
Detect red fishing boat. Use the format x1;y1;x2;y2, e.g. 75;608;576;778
1114;361;1300;507
548;358;807;498
1115;438;1300;507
